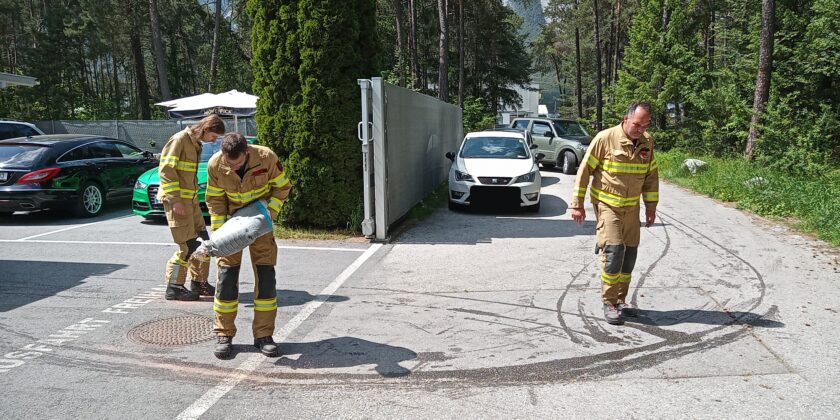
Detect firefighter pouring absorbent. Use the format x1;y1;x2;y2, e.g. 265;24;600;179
159;114;226;301
205;132;291;359
570;102;659;326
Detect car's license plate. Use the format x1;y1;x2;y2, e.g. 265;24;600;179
0;172;7;182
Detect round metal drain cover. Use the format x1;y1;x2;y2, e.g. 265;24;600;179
128;316;215;346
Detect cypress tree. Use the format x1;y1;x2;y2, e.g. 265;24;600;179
250;0;377;228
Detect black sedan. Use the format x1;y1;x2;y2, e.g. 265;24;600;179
0;135;158;217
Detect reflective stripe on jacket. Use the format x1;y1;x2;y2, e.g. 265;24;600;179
571;124;659;211
206;144;291;230
158;127;201;204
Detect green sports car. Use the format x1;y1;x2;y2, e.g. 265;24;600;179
131;136;254;219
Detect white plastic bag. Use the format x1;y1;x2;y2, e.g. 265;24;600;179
195;199;273;258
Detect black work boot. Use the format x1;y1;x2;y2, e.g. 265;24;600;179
603;304;623;325
214;336;233;359
191;281;215;297
617;302;639;317
254;336;279;357
165;284;200;301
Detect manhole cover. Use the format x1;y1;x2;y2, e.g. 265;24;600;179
128;316;215;346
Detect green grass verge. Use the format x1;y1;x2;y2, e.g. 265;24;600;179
657;150;840;247
270;183;449;241
408;182;450;221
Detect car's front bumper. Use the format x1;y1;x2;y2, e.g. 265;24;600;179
132;185;208;218
448;178;540;207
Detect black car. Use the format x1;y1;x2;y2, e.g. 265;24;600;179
0;135;158;217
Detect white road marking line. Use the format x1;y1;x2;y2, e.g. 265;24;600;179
0;239;368;252
175;243;382;420
17;220;110;240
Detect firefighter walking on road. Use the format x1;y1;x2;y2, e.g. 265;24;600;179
159;114;226;301
570;102;659;325
206;132;291;359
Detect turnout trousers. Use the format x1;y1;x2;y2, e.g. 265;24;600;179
213;231;278;338
595;202;641;305
163;197;209;286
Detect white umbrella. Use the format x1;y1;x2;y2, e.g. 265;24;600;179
155;90;258;133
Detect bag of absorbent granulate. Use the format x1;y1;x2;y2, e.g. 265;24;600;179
194;199;273;257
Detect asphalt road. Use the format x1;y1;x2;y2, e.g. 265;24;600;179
1;170;838;419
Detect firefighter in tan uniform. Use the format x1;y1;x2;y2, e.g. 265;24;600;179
571;102;659;325
159;115;226;301
205;133;291;359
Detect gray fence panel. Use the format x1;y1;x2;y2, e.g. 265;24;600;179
34;119;257;154
370;78;463;239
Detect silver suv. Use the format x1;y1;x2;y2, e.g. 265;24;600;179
510;118;591;175
0;120;44;141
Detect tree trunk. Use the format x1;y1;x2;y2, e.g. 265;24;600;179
209;0;222;92
130;0;151;119
112;55;120;117
148;0;171;100
592;0;603;130
612;0;622;83
437;0;449;102
707;5;715;71
745;0;775;159
573;0;583;119
393;0;406;87
458;0;464;107
409;0;421;89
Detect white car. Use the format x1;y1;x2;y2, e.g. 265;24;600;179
445;129;544;212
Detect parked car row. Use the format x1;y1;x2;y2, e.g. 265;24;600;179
0;134;157;217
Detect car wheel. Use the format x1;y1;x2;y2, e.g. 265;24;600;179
448;200;463;211
525;201;540;213
562;151;577;175
74;182;104;217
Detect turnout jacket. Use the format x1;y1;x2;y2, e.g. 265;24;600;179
205;144;291;230
158;127;202;205
571;124;659;211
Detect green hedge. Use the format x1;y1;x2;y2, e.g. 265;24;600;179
249;0;376;228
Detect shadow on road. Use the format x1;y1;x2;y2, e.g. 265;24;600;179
238;290;350;308
396;194;594;244
627;309;785;328
0;203;133;227
0;260;126;312
276;336;418;377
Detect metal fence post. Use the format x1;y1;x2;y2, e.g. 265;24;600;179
357;79;375;238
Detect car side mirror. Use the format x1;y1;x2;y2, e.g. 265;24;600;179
535;153;545;162
545;132;554;139
529;143;538;150
445;151;455;162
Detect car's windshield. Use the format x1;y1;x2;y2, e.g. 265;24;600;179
200;139;221;162
460;136;529;159
552;120;589;137
0;145;49;167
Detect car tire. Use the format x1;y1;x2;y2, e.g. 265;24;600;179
562;151;577;175
525;201;540;213
448;200;465;212
74;182;105;217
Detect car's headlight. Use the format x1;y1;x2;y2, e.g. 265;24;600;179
134;179;148;189
574;142;587;150
455;170;474;182
198;182;207;189
514;171;537;183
